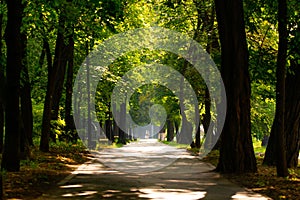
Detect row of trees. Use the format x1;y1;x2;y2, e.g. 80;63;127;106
0;0;298;179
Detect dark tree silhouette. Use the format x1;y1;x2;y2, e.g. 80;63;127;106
1;0;24;171
214;0;257;173
264;0;289;177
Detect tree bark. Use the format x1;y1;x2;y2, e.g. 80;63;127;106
118;103;126;144
2;0;23;171
263;122;277;166
284;61;300;168
0;2;4;153
65;33;76;142
274;0;288;177
19;26;33;161
20;29;33;148
51;8;71;121
112;103;119;141
214;0;257;173
166;118;174;141
40;10;68;152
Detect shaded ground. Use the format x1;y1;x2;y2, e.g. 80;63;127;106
35;140;271;200
3;143;90;200
202;151;300;200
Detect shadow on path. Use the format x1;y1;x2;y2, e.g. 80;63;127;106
36;140;271;200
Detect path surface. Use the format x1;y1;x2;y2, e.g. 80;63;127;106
37;139;271;200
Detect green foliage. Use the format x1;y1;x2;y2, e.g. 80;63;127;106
161;140;189;149
18;0;300;160
251;81;275;140
49;140;86;153
129;84;180;126
253;137;266;154
20;160;39;169
32;101;44;137
50;116;66;139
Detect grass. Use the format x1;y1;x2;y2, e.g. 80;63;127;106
253;137;267;154
161;140;190;149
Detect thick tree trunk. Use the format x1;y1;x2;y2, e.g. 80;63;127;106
285;61;300;168
2;0;23;171
263;122;277;166
273;0;289;177
20;31;33;148
19;30;33;161
177;64;192;144
214;0;257;173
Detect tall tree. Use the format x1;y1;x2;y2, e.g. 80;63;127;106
0;0;5;153
214;0;257;173
285;59;300;168
268;0;289;177
264;1;299;170
64;32;76;142
40;2;70;151
1;0;24;171
20;24;34;159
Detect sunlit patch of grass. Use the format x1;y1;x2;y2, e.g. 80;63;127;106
96;141;124;149
253;138;266;154
161;141;190;149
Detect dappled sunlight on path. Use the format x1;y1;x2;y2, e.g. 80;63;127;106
92;139;192;173
36;139;272;200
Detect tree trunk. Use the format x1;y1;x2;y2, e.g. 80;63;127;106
177;62;192;144
40;11;68;152
86;41;92;149
166;118;174;141
284;61;300;168
19;27;33;161
263;122;277;166
0;3;4;153
0;101;3;153
2;0;23;171
275;0;288;177
118;103;126;144
112;103;119;141
65;33;76;142
105;118;113;141
40;73;53;151
51;12;69;120
20;30;33;148
195;125;201;148
214;0;257;173
202;88;211;136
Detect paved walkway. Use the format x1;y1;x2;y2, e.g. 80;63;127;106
37;139;271;199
